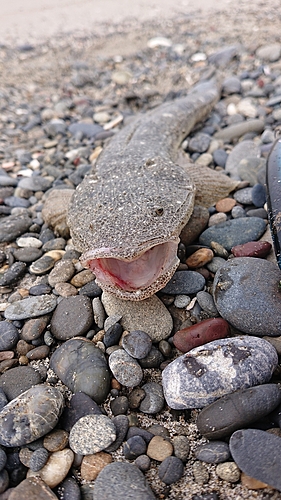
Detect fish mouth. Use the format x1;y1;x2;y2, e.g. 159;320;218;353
81;239;179;300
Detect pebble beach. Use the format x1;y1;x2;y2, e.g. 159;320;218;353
1;1;281;499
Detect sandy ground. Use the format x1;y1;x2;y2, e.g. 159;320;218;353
1;0;233;45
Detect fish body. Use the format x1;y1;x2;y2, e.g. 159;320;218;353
68;79;238;300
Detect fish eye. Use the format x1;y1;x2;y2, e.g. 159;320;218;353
152;207;164;216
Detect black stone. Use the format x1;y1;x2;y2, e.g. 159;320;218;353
158;456;184;485
194;441;230;463
61;391;102;432
123;436;147;460
161;270;205;295
0;321;19;350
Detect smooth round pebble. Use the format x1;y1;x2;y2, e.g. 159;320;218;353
174;295;191;308
50;295;93;340
233;187;253;205
93;462;156;499
0;322;19;350
194;441;230;463
43;429;69;452
134;454;151;472
0;385;64;447
196;384;281;440
105;415;129;453
200;217;266;251
69;415;116;455
109;349;143;387
124;436;147;460
146;435;173;461
213;257;281;335
215;462;240;482
162;336;278;409
103;322;123;347
161;270;205;295
122;330;152;359
57;477;81;500
0;365;42;400
173;435;190;461
80;451;112;481
29;447;49;471
231;240;272;258
158;456;184;485
27;448;74;488
186;248;214;269
173;317;230;353
110;395;129;416
139;382;165;414
4;294;57;320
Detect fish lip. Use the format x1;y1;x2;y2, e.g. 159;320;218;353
80;236;180;264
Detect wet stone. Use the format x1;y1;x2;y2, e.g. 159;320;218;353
0;322;19;350
109;349;143;388
139;382;164;414
50;295;93;340
102;292;173;342
69;414;116;455
4;294;57;320
21;315;49;342
194;441;230;463
50;338;110;404
197;384;281;440
199;217;266;251
0;385;64;447
26;345;50;360
158;456;184;485
213;257;281;335
122;330;152;359
0;365;42;400
60;392;102;432
162;336;278;409
93;462;156;499
161;270;205;295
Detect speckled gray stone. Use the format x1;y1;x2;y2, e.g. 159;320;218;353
0;321;19;350
139;382;165;414
194;441;230;463
93;462;156;499
122;330;152;359
229;428;281;491
0;385;64;447
50;295;93;340
161;270;205;295
162;336;278;409
69;415;116;454
0;214;32;243
199;218;266;251
108;349;143;387
102;292;172;341
0;365;42;401
4;294;57;320
213;257;281;335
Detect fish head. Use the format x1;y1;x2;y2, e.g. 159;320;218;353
68;156;195;300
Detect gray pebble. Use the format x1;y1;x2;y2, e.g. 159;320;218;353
230;428;281;490
13;247;43;263
0;366;42;400
188;133;211;153
4;294;57;320
206;256;226;273
92;297;106;329
238;156;266;186
139;382;164;414
0;322;19;350
233;187;253;204
103;323;123;347
212;149;228;168
57;477;81;500
134;454;151;472
50;295;93;340
0;214;32;243
231;205;246;218
208;45;238;67
197;384;281;440
215;119;264;142
17;176;52;192
60;392;102;432
222;76;242;94
0;262;26;286
199;217;266;251
29;284;52;295
225;140;260;178
68;122;103;138
124;436;147;460
251;183;266;207
109;349;143;387
122;330;152;359
105;414;129;453
162;336;278;409
50;338;110;404
172;435;190;461
110;396;129;416
93;462;156;499
161;270;205;295
0;469;9;494
196;291;218;317
69;414;116;454
139;346;164;368
174;295;191;308
213;257;281;335
29;447;49;471
158;456;184;485
0;385;64;447
194;441;230;463
29;255;56;275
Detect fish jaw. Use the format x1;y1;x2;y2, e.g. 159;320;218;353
81;239;180;300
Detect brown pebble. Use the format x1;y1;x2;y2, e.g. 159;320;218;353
0;359;18;373
19;447;33;467
0;351;14;361
8;476;58;500
54;282;78;297
215;197;236;212
173;317;230;353
26;345;50;360
16;339;34;356
19;355;29;365
21;315;50;342
186;248;214;269
241;472;268;489
70;269;95;287
180;206;210;247
146;435;173;461
43;429;69;452
231;241;272;258
111;378;121;390
80;451;112;481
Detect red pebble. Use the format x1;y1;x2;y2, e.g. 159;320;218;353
173;318;230;353
231;241;272;258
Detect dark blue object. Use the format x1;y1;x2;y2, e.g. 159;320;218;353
266;136;281;269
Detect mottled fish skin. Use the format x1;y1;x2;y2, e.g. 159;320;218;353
68;79;237;300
